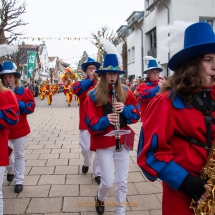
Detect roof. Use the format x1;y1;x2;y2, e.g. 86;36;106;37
57;58;70;68
126;11;144;22
17;44;40;65
49;57;56;62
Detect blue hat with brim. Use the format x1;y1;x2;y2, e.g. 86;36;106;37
81;57;101;73
143;59;163;74
168;22;215;71
0;61;21;79
95;54;126;75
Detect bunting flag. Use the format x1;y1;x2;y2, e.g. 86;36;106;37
17;36;94;41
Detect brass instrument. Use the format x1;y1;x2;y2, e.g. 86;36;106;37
111;80;123;152
189;139;215;214
94;73;100;82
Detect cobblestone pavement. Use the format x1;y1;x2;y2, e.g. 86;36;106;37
3;93;162;215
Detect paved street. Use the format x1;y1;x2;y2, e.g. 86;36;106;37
3;93;162;215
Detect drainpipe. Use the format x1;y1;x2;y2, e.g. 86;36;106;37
158;0;170;76
136;23;144;77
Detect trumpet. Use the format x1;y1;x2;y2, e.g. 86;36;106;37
94;73;100;82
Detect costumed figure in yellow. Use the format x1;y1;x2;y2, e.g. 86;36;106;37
57;84;60;94
61;68;78;106
51;84;56;96
39;82;45;100
44;79;52;105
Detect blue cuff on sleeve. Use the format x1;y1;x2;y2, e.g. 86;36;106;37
151;86;160;95
91;116;111;131
82;79;93;91
158;160;188;190
18;101;25;113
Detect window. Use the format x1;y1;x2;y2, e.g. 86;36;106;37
131;47;135;62
199;18;214;27
147;28;157;58
128;49;131;62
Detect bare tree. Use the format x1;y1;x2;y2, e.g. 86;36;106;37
77;51;88;70
91;25;116;58
48;68;57;84
122;42;127;78
0;0;28;45
3;43;26;72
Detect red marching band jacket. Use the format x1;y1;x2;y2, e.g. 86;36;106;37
85;86;140;151
72;78;97;130
137;88;215;215
136;79;161;122
9;86;35;139
0;90;19;166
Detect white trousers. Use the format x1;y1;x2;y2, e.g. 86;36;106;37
6;136;26;185
0;166;6;215
96;145;130;215
79;130;100;177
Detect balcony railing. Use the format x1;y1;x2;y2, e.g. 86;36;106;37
147;48;157;58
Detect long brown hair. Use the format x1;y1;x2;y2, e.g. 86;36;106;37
160;56;204;106
93;73;127;106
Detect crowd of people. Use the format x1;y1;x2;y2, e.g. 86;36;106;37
1;21;215;215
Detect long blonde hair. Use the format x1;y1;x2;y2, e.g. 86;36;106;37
93;73;127;106
0;83;9;92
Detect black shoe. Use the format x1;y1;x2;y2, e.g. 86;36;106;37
95;195;105;214
7;173;14;182
95;176;101;185
82;165;89;174
15;184;23;193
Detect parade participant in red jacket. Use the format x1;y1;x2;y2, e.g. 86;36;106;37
137;22;215;215
136;57;165;122
0;61;35;194
72;57;101;184
85;52;140;215
0;73;19;215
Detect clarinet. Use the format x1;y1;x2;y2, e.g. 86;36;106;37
111;80;123;152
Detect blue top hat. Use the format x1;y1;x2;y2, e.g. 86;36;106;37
95;54;126;75
0;61;21;79
81;57;101;73
143;59;163;74
168;22;215;71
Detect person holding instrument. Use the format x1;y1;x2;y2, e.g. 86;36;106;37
85;51;140;215
137;22;215;215
72;57;101;184
0;61;35;194
136;56;165;122
0;66;19;215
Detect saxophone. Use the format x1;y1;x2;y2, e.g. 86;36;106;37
189;140;215;215
111;80;123;152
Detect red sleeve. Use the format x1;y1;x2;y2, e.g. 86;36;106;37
0;90;19;129
137;92;175;179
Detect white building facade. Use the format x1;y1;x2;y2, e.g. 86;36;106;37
116;0;215;79
38;41;49;81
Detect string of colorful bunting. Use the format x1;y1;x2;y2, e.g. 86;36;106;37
17;37;94;41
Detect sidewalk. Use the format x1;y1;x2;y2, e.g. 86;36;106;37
3;94;162;215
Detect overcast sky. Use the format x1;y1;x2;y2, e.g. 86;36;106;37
17;0;144;66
